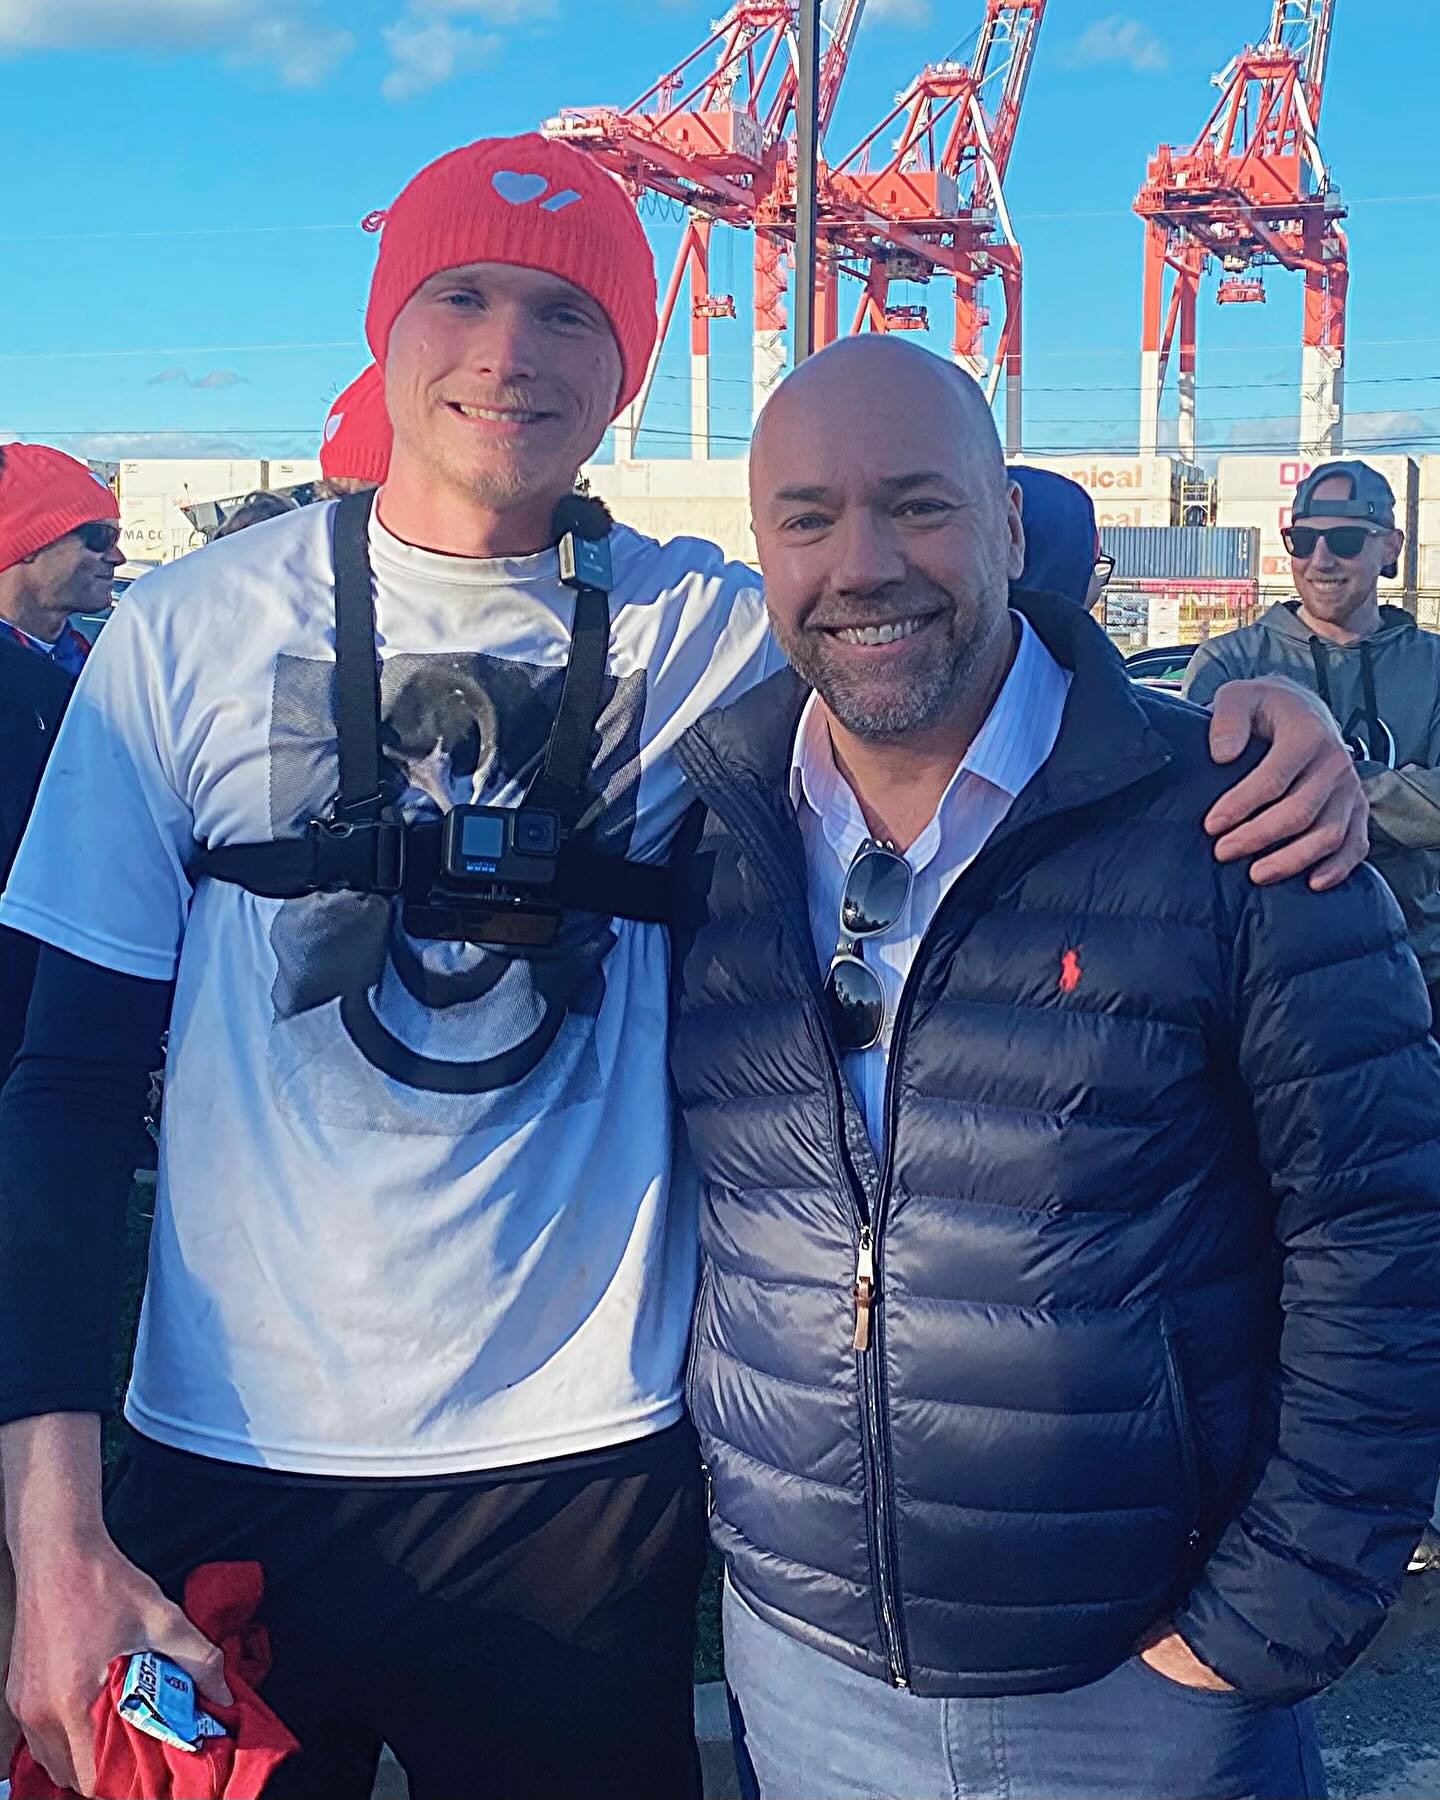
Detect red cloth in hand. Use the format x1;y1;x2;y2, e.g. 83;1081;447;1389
9;1561;299;1799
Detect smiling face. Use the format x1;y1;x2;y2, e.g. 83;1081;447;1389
383;261;624;523
4;519;124;639
1291;474;1403;634
750;338;1023;741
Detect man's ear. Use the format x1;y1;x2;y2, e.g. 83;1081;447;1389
1382;528;1404;583
1005;480;1026;582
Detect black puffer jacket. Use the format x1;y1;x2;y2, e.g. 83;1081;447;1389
671;590;1440;1705
0;633;74;1074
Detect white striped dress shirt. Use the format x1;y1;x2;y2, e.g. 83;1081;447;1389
789;612;1073;1149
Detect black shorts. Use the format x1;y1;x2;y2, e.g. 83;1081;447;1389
106;1421;708;1800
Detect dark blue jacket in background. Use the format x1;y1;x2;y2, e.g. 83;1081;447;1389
670;590;1440;1705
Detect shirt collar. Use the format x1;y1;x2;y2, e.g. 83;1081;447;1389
788;612;1066;871
0;618;58;655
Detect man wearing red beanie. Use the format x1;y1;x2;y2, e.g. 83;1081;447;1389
0;444;122;678
0;132;1367;1800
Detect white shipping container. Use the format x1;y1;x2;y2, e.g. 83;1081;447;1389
1418;545;1440;594
1419;456;1440;504
1217;453;1417;508
612;496;756;565
1015;454;1188;506
589;457;749;501
119;494;207;565
1414;497;1440;543
263;459;323;490
119;459;265;504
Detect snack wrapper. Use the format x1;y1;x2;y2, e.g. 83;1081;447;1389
117;1654;228;1754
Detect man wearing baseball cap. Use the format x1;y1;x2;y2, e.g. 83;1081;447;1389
1187;460;1440;1030
0;136;1370;1799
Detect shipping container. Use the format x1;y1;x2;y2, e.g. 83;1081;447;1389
263;459;323;491
1415;496;1440;546
1418;544;1440;594
589;456;748;500
1217;453;1418;507
1419;456;1440;504
1013;455;1203;528
118;494;207;565
1100;525;1259;582
118;459;265;503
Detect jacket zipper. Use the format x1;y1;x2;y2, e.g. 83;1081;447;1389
847;943;946;1692
852;1227;875;1351
852;828;1055;1690
680;771;916;1687
808;1015;910;1689
1161;1314;1203;1551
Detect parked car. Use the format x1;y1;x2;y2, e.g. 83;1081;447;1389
1123;643;1198;691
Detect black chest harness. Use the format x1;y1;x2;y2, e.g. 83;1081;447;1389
192;491;675;947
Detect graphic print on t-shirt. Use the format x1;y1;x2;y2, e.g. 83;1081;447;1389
265;645;647;1131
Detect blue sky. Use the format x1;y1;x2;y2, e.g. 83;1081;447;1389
0;0;1431;465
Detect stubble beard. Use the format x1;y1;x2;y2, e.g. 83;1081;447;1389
777;593;1006;743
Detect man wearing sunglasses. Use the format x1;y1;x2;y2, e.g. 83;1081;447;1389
0;444;124;1773
0;444;123;678
1185;461;1440;1035
0;444;124;1068
670;342;1440;1800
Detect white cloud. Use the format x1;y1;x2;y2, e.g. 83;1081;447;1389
1342;409;1436;449
381;17;502;102
378;0;553;102
1065;13;1169;75
0;1;353;86
411;0;555;20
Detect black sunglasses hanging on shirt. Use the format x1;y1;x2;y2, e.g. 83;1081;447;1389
824;840;913;1053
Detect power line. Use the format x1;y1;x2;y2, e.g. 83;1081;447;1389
0;340;355;363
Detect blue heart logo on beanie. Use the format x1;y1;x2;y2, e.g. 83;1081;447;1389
492;170;548;206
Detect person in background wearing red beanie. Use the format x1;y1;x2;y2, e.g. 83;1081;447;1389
0;444;123;1786
0;444;122;678
0;133;1370;1800
318;362;392;494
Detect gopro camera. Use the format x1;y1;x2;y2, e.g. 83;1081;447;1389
559;528;613;592
441;804;562;888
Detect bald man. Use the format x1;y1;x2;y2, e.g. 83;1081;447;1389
667;339;1440;1800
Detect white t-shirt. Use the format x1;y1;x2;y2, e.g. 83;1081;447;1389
0;500;780;1476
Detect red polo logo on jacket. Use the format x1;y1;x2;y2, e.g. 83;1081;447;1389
1058;948;1082;994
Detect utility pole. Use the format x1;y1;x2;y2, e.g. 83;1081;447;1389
792;0;822;362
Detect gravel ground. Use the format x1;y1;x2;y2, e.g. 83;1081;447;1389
1318;1568;1440;1799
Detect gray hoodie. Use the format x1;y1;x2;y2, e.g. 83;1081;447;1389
1185;601;1440;985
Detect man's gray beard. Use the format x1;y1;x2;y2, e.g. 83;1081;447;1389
787;620;987;742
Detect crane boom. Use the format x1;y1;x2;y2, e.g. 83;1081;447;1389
1134;0;1347;459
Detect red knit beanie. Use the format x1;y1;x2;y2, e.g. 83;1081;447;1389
363;134;657;416
0;443;120;576
320;365;392;484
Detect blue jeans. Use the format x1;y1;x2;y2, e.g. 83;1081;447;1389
724;1581;1327;1800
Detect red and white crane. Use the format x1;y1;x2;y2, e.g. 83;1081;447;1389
814;0;1045;455
544;0;867;456
1134;0;1346;461
545;0;1045;456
